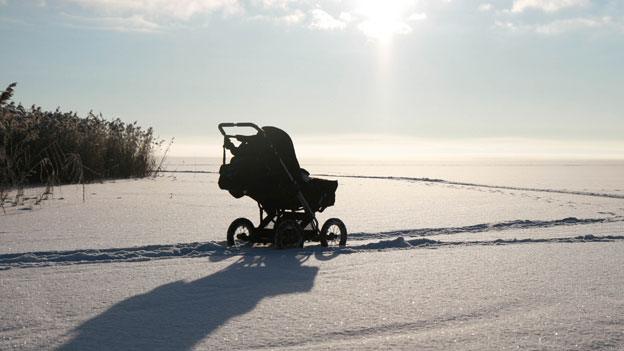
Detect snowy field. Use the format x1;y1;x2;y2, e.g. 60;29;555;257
1;159;623;350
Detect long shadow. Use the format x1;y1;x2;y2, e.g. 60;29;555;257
57;250;337;350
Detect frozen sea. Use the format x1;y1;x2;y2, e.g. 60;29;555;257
1;157;623;350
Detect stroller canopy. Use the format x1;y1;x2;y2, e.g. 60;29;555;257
218;125;337;212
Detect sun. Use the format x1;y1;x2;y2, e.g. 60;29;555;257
355;0;414;42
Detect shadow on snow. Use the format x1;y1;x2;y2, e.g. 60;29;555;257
57;250;339;351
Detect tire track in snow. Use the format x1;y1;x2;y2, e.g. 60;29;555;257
1;234;623;269
346;234;624;252
348;216;622;241
0;241;228;269
315;174;624;200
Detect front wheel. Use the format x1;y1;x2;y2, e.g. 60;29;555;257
227;218;254;247
274;219;304;249
320;218;347;247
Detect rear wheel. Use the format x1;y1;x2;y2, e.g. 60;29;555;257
320;218;347;247
274;219;304;249
227;218;254;247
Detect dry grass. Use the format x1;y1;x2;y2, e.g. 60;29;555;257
0;82;163;210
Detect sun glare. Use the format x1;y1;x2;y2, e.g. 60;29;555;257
355;0;413;43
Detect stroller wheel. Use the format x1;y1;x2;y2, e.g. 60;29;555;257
320;218;347;247
227;218;254;247
274;219;304;249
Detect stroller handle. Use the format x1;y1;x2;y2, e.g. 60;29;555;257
218;122;262;137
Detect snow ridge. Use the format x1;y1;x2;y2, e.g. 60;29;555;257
346;234;624;252
348;217;620;241
2;234;623;270
0;241;227;269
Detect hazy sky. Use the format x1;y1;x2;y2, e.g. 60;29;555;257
1;0;623;157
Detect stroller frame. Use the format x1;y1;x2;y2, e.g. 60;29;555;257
219;123;346;247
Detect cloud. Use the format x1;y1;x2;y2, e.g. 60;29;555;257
23;0;430;40
62;0;242;20
408;12;427;21
62;13;160;32
280;9;305;24
491;1;624;35
309;9;346;30
534;16;620;34
495;15;623;35
478;3;493;12
268;9;305;25
339;12;354;23
55;0;243;32
357;20;412;40
494;20;519;31
511;0;589;13
255;0;296;10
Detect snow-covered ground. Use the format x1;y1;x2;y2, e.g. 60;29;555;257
1;160;623;350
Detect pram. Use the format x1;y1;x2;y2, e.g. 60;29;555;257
218;123;347;249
